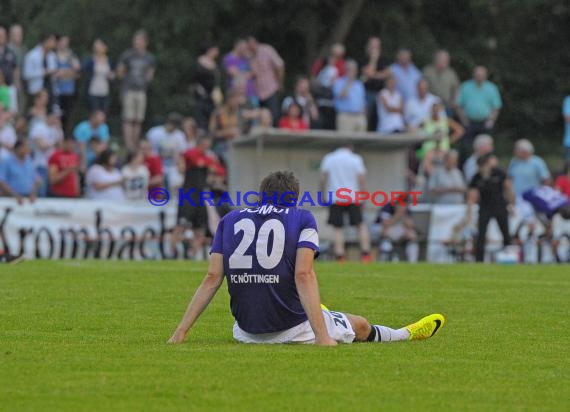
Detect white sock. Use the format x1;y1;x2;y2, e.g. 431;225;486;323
368;325;410;342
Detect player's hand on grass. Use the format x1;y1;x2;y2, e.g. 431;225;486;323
168;329;187;344
315;335;337;347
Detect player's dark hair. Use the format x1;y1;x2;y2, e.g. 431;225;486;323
259;171;300;205
95;149;115;167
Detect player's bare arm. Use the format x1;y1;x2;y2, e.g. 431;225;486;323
294;248;337;346
168;253;225;344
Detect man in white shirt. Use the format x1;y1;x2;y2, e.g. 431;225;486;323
0;108;16;159
146;113;186;192
23;33;57;102
404;78;440;130
29;112;63;196
320;144;371;262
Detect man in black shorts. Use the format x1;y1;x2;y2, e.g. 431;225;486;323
320;144;371;262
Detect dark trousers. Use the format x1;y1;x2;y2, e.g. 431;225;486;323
260;93;280;127
365;90;378;132
459;120;489;168
87;95;110;114
194;95;215;131
57;94;75;130
476;208;511;262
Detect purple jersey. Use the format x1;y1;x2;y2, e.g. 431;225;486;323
210;204;319;333
522;186;570;219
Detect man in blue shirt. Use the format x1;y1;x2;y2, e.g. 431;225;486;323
169;171;444;345
332;60;367;132
508;139;551;224
0;140;41;203
390;49;422;103
563;95;570;160
457;66;502;166
72;110;110;169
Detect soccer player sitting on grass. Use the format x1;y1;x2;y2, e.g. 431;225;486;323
169;171;444;346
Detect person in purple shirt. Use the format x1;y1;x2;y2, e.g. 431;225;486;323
223;38;256;105
169;171;445;345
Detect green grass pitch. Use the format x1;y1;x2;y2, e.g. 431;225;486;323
1;261;569;411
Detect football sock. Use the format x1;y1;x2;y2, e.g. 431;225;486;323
366;324;410;342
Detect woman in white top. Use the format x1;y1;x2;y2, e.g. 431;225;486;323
85;149;126;200
121;149;150;200
377;75;405;134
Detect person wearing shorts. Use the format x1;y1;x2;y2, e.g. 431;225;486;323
116;30;156;151
320;144;370;262
169;171;445;346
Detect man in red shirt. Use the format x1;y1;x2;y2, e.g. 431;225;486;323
48;136;80;198
172;136;225;259
141;139;164;191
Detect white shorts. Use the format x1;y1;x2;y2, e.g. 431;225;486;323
233;309;356;344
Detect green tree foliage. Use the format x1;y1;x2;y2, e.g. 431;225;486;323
0;0;568;151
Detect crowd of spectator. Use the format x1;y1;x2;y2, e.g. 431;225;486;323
0;25;569;261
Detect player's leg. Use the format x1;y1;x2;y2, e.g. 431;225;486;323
496;209;511;247
345;312;445;343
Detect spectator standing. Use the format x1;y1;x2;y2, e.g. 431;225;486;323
23;33;57;107
0;26;19;113
192;43;221;131
281;76;318;127
359;36;391;131
563;95;570;160
463;134;494;184
83;38;114;114
314;52;340;130
121;149;150;200
428;150;466;204
422;50;460;114
8;24;26;113
508;139;551;222
554;162;570;199
73;110;110;170
209;89;242;163
247;36;285;125
377;75;404;134
223;39;255;105
47;135;80;198
467;153;514;262
278;100;308;131
456;66;502;164
173;136;224;259
146;113;186;191
85;149;125;200
140;139;164;191
0;140;41;203
404;78;440;130
417;103;463;178
310;43;345;79
53;35;79;129
332;60;367;132
390;49;422;102
320;144;371;262
29;112;63;196
116;30;156;151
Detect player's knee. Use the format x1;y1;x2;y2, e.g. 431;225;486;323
348;315;371;341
